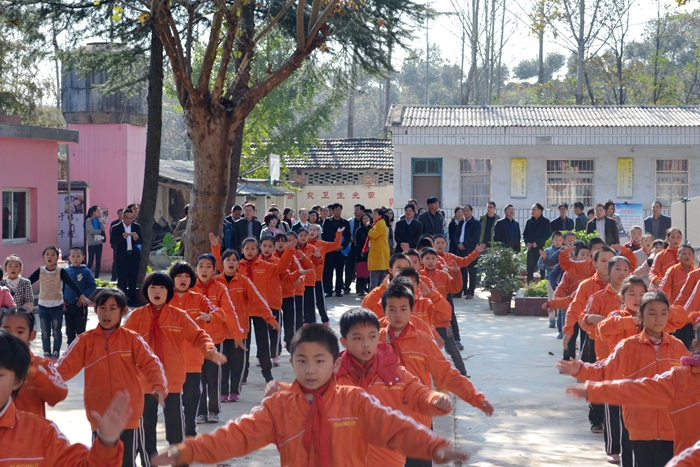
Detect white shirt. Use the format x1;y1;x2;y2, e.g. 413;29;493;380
596;218;606;243
123;222;133;250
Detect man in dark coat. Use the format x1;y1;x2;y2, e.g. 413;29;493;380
643;201;673;240
493;204;521;253
586;203;620;246
394;203;422;253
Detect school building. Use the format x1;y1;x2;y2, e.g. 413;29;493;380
387;106;700;216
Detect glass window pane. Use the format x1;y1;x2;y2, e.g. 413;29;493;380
545;160;595;208
459;159;492;207
656;159;689;206
13;192;26;238
2;192;10;240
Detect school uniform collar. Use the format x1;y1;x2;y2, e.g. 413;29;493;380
0;399;15;428
638;329;670;346
290;378;337;400
385;321;416;341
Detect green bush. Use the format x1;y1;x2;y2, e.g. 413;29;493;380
524;280;549;297
95;278;116;288
158;233;182;256
478;243;521;295
544;230;600;248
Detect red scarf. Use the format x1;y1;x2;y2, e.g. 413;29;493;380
301;379;332;467
242;257;256;281
347;353;378;390
387;326;406;365
199;280;212;299
362;220;380;254
148;305;165;363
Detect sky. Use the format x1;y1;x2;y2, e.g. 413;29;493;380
396;0;695;79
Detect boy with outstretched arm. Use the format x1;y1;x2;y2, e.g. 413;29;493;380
151;324;467;466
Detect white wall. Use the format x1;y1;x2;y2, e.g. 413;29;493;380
394;144;700;210
285;185;395;211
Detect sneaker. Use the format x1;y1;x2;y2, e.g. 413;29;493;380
336;292;343;297
549;319;556;328
228;394;239;402
220;395;229;403
196;415;207;424
44;351;51;358
51;351;59;360
208;412;219;423
255;358;261;367
590;424;603;434
272;357;281;367
557;332;563;339
344;289;351;295
357;292;365;297
241;379;247;385
325;293;333;298
607;454;620;464
322;322;330;327
455;340;464;351
465;294;474;299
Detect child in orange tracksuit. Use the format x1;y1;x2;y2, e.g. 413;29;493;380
150;324;468;467
649;228;683;287
1;308;67;418
597;277;647;354
560;292;690;467
123;272;226;461
266;308;453;467
168;261;226;436
274;233;308;350
0;329;127;467
57;288;167;467
661;244;697;348
308;224;343;324
285;231;312;334
216;248;279;399
296;227;324;324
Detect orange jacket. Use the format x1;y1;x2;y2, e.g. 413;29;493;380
597;308;640;353
667;440;700;467
335;344;450;467
438;250;480;269
238;248;294;302
579;285;621;361
295;243;321;286
585;359;700;455
14;352;68;418
174;380;451;467
549;271;584;310
123;303;216;393
575;330;689;441
0;400;123;467
378;315;438;344
309;232;342;280
215;272;277;333
192;279;244;341
261;253;286;310
420;268;462;302
279;251;303;299
650;247;680;285
170;290;226;373
57;325;167;430
560;246;638;279
379;322;486;411
362;283;450;327
661;263;695;304
564;272;607;336
673;268;700;306
293;250;314;295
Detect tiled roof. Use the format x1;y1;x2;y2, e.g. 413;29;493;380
159;160;290;196
284;138;393;170
387;105;700;128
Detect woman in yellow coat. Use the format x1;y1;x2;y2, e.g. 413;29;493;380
365;207;391;289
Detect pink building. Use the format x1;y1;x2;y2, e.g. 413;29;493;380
0;121;79;274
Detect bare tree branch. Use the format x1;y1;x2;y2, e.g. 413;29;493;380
253;0;295;45
297;0;306;48
212;23;237;102
306;0;340;42
197;10;223;93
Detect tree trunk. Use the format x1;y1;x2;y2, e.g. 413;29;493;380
347;89;355;138
383;46;391;139
465;0;480;104
137;27;164;284
576;0;585;105
226;121;245;212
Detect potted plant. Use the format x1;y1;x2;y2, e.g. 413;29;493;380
514;280;550;316
88;278;117;302
477;243;521;315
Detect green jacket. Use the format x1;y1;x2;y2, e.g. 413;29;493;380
479;214;501;244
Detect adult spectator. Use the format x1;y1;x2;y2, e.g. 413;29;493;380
127;203;139;221
110;208;142;305
344;204;365;294
586;203;619;245
418;197;444;235
292;208;311;232
493;204;521;253
85;206;106;278
320;205;330;223
453;204;481;299
282;208;295;230
394;203;422;253
478;201;500;245
587;208;595;222
225;205;242;224
605;199;625;235
260;212;283;239
268;206;289;233
367;207;391;289
644;201;672;240
447;207;464;254
523;203;551;283
550;203;574;232
109;208;124;282
232;203;262;251
573;202;588;230
322;203;351;297
386;209;395;253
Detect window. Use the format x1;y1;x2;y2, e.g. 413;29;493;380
412;158;442;175
2;189;30;243
656;159;688;206
460;159;492;208
545;160;594;208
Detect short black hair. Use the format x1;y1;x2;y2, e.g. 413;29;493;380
381;284;415;311
558;203;568;209
426;197;439;205
94;288;128;310
574;201;584;210
587;208;595;216
274;233;288;243
70;247;84;255
169;261;197;289
639;292;669;316
264;212;277;225
354;204;365;211
394;267;420;285
604;200;615;211
339;307;380;338
123;208;134;216
433;234;446;242
289;323;339;360
572;240;589;257
1;307;35;333
404;248;420;259
0;329;31;385
416;238;433;251
42;245;59;257
593;245;616;262
389;253;411;269
391;276;416;293
196;253;217;269
142;272;175;303
680;244;695;255
551;231;564;239
588;237;605;249
420;247;438;259
233;204;242;212
221;249;240;263
404;203;416;212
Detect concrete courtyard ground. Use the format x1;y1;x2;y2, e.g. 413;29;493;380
40;289;610;466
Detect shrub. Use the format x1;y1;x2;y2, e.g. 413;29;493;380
524;280;548;297
478;243;521;295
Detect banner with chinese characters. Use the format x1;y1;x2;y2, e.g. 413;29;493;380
285;185;395;211
617;158;634;198
57;189;86;254
510;158;527;198
615;202;643;234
